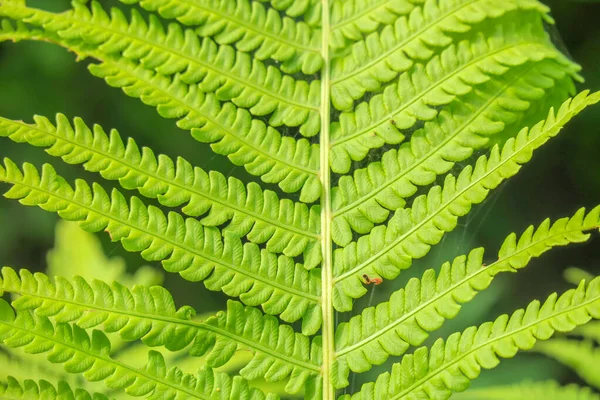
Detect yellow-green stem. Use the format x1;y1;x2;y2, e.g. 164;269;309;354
320;1;335;398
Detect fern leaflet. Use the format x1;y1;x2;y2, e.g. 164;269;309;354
0;114;322;264
0;376;109;400
344;277;600;399
333;91;600;311
0;0;599;398
0;301;273;399
0;267;321;392
453;381;600;400
332;206;600;385
0;160;323;333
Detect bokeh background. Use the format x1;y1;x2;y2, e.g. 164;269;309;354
0;0;599;396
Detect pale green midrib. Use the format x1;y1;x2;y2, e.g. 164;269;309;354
2;118;320;241
335;224;596;356
332;63;535;219
0;320;208;399
333;113;565;282
0;24;321;177
330;0;405;29
178;0;321;53
320;1;335;399
330;40;552;148
18;4;321;112
2;288;320;372
331;0;480;83
0;176;320;302
390;294;600;400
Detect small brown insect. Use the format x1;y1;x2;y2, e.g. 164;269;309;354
362;274;383;285
390;119;396;125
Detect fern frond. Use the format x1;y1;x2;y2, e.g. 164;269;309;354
0;17;40;41
328;20;579;174
575;321;600;343
343;277;600;399
330;0;551;109
1;1;598;398
0;114;322;263
331;59;577;244
331;206;600;385
332;91;600;311
0;161;323;333
0;1;322;137
330;0;417;49
0;376;109;400
0;267;321;393
48;220;162;287
0;350;80;389
0;17;323;203
536;339;600;389
114;0;322;75
91;59;322;203
565;267;596;286
0;301;273;399
257;0;321;25
453;381;600;400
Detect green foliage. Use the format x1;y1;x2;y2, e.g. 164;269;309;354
0;0;599;399
453;380;600;400
342;277;600;399
0;376;109;400
47;220;162;286
536;339;600;389
0;300;276;400
0;267;322;392
532;310;600;392
0;114;323;266
333;206;600;385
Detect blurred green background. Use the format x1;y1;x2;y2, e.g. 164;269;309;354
0;0;599;396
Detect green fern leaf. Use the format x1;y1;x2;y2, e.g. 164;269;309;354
114;0;323;74
1;0;599;398
0;353;69;389
0;160;322;333
0;267;321;392
330;0;551;110
0;114;322;264
0;1;322;136
575;321;600;343
258;0;321;25
565;267;596;286
344;277;600;399
0;301;274;399
0;18;324;202
0;17;40;41
0;376;109;400
536;339;600;389
91;59;323;202
47;220;161;287
453;381;600;400
331;59;578;244
329;18;580;174
333;90;600;311
330;0;417;49
0;21;323;202
332;206;600;386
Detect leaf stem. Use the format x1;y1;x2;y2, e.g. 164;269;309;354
320;1;335;398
